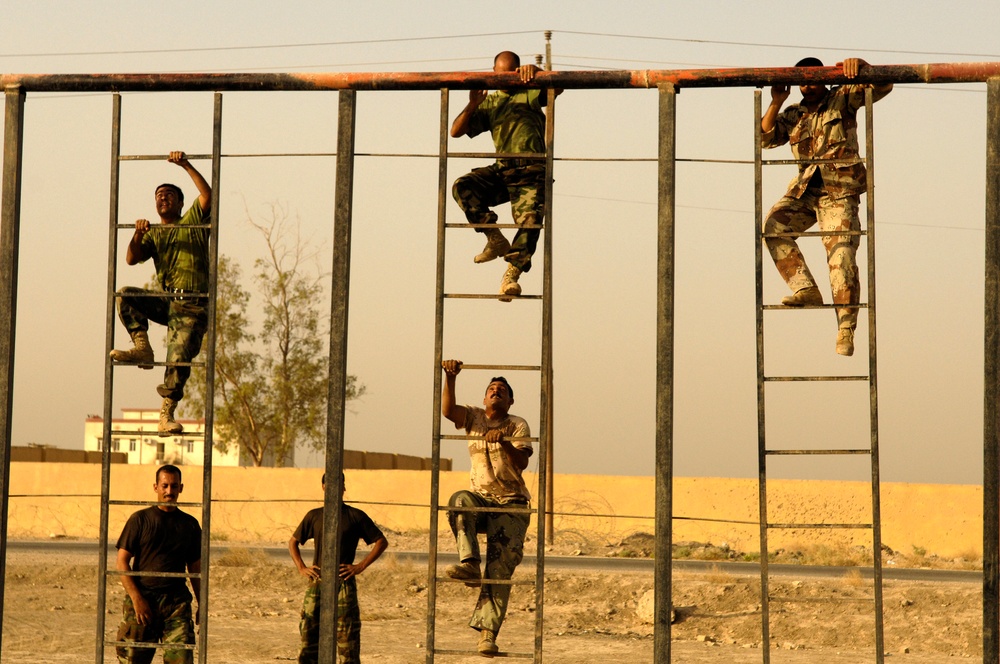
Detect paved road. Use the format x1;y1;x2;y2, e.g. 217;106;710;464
6;540;981;583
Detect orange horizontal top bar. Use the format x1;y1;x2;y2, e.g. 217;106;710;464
1;62;999;93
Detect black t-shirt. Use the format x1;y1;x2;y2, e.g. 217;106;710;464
116;506;202;594
292;504;384;569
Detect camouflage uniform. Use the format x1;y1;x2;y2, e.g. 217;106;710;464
291;503;383;664
116;198;209;400
453;89;548;273
762;83;890;331
449;406;533;634
116;590;195;664
297;577;361;664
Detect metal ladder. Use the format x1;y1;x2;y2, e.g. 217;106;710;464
753;88;885;663
423;84;556;662
95;92;222;664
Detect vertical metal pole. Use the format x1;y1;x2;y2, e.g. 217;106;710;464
320;89;356;663
426;87;450;664
753;90;772;664
983;76;1000;664
864;88;886;664
96;92;122;664
534;75;557;664
653;82;676;664
543;27;556;547
196;92;224;664
0;84;25;656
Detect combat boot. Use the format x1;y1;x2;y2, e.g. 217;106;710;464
836;327;855;357
498;264;522;302
781;286;823;307
159;398;184;436
110;330;154;369
474;229;511;264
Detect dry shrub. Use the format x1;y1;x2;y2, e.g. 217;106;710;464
213;546;272;567
841;568;865;589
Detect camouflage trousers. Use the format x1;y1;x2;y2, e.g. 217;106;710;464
116;286;208;400
116;590;194;664
448;490;530;634
298;576;361;664
764;189;861;330
452;162;546;273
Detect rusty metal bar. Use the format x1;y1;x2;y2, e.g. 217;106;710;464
426;87;450;664
753;89;773;664
653;82;676;664
194;91;224;664
95;91;122;664
319;89;356;663
864;86;887;664
4;62;1000;92
543;27;556;551
0;84;25;656
984;76;1000;664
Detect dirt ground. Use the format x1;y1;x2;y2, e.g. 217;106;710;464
0;536;983;663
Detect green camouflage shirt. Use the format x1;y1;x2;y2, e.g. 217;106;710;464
468;89;546;165
139;199;209;292
762;84;890;200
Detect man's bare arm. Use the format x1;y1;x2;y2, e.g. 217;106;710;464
168;151;211;211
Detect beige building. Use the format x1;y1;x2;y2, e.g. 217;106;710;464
83;408;241;467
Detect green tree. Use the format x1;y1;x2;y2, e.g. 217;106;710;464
185;202;364;466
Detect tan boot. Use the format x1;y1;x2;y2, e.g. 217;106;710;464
477;629;499;657
781;286;823;307
110;330;154;369
158;398;184;436
498;264;522;302
474;229;511;264
836;328;855;357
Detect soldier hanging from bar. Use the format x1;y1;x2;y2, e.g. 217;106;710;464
761;57;892;356
450;50;560;302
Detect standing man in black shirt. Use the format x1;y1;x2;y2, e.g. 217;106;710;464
115;464;202;664
288;474;388;664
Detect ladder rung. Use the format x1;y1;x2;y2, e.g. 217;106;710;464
763;157;864;166
437;577;534;587
112;570;202;580
109;429;205;437
448;151;546;161
762;230;866;238
433;648;533;659
443;293;543;301
439;504;533;516
769;595;874;603
105;640;196;651
764;375;869;382
445;223;544;231
768;523;872;530
440;434;539;443
456;363;541;372
765;449;871;456
116;224;211;232
762;303;867;310
108;499;204;507
112;360;205;368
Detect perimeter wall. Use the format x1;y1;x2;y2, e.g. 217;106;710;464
5;463;981;559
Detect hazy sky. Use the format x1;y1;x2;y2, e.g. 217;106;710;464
0;1;998;485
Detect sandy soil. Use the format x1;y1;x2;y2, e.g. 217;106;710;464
0;539;982;663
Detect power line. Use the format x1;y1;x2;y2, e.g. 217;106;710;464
556;30;1000;60
2;28;997;63
0;31;539;59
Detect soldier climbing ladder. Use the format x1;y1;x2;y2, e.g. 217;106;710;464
753;87;885;663
95;92;223;664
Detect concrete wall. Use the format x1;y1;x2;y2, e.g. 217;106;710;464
3;463;982;558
